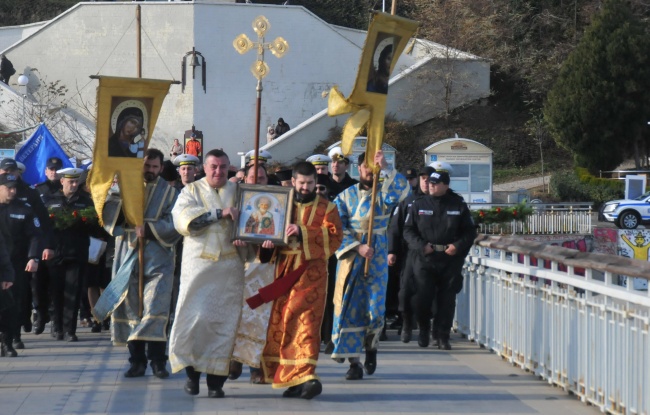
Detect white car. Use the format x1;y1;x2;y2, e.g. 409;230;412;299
600;191;650;229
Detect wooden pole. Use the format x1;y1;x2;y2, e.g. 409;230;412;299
136;4;144;319
391;0;397;15
363;168;380;276
253;79;262;184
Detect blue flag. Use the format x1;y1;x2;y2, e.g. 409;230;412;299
15;123;73;185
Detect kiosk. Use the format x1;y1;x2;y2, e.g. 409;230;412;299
424;137;493;203
327;137;396;180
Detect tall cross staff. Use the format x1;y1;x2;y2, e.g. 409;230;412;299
233;16;288;183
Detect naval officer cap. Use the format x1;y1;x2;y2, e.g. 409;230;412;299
56;167;84;179
428;161;453;175
173;154;200;167
327;146;350;164
306;154;332;166
16;161;26;173
46;157;63;170
245;149;273;163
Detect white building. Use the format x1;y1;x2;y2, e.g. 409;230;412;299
0;1;490;165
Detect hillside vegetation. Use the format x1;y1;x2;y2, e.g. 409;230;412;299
3;0;649;173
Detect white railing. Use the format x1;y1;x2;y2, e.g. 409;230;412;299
469;203;593;235
455;235;650;415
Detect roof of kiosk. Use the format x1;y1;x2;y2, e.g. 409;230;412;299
424;138;492;154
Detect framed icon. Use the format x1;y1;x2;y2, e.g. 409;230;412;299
232;184;294;245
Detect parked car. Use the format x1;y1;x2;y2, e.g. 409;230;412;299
600;191;650;229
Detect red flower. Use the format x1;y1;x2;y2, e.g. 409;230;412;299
513;209;518;217
479;211;485;217
496;207;501;213
49;213;55;219
81;217;87;222
72;210;79;218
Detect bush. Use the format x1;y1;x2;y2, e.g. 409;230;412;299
550;169;623;207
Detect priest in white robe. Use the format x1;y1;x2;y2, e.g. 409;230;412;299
169;149;246;399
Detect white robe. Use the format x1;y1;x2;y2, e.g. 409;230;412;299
168;178;246;375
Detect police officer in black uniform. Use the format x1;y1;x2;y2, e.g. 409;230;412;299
32;157;62;334
403;169;476;349
0;158;53;341
0;173;43;355
42;167;95;342
387;165;435;342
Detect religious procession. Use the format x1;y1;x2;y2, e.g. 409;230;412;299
0;5;477;403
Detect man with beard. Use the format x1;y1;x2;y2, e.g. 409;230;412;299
403;168;476;349
330;150;410;380
387;165;434;342
256;161;342;399
169;149;245;398
103;148;180;378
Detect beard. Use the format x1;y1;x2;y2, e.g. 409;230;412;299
294;188;316;203
359;177;373;189
144;172;158;183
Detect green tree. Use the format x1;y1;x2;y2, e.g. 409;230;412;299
544;0;650;172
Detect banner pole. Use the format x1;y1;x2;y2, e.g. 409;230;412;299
136;4;144;319
364;167;380;276
253;79;262;184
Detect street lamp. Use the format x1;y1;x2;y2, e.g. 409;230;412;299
17;74;29;141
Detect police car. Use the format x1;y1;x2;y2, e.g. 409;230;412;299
600;191;650;229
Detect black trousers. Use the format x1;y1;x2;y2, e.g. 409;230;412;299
398;250;416;315
320;255;337;343
0;261;31;341
127;340;167;364
185;366;227;390
32;264;52;321
410;252;464;335
47;261;84;335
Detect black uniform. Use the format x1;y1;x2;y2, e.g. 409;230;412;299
0;200;43;349
43;189;95;340
330;173;358;198
387;190;426;332
32;179;60;331
403;190;476;346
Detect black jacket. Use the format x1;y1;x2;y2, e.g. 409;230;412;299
17;178;53;250
0;232;14;284
387;190;426;255
403;190;476;258
330;173;358;198
0;200;43;263
43;189;95;264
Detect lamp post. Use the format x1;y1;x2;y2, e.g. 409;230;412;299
17;74;29;141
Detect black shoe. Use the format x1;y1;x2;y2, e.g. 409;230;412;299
33;320;45;335
228;360;242;380
13;339;24;349
151;361;169;379
418;329;430;348
250;368;264;384
23;321;32;333
282;384;303;398
64;333;78;342
184;378;199;395
102;319;110;331
91;321;102;333
401;328;412;343
207;388;225;398
364;350;377;375
1;343;17;357
323;341;334;355
300;379;322;400
345;363;363;380
124;362;147;378
388;315;403;329
56;332;64;341
439;333;452;350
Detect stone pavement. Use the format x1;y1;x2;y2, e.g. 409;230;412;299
0;326;599;415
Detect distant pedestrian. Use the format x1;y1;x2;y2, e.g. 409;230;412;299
274;118;290;137
0;55;16;85
266;125;277;143
169;138;183;158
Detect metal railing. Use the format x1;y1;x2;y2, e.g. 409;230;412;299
468;203;593;235
456;235;650;415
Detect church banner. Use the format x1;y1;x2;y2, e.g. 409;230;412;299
88;76;172;227
327;12;418;170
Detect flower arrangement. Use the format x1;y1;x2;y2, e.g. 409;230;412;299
471;202;533;225
48;206;99;230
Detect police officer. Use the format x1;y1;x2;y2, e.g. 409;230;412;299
0;173;43;355
43;167;95;342
387;165;435;342
36;157;64;199
0;158;53;336
403;168;476;349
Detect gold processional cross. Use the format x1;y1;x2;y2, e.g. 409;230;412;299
233;16;288;183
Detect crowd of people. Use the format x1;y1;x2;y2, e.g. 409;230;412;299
0;143;476;401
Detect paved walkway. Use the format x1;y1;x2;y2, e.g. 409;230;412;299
493;175;551;192
0;325;599;415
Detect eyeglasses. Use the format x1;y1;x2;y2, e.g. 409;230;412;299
315;185;327;192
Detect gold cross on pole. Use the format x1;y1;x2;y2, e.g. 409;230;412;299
233;16;288;184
